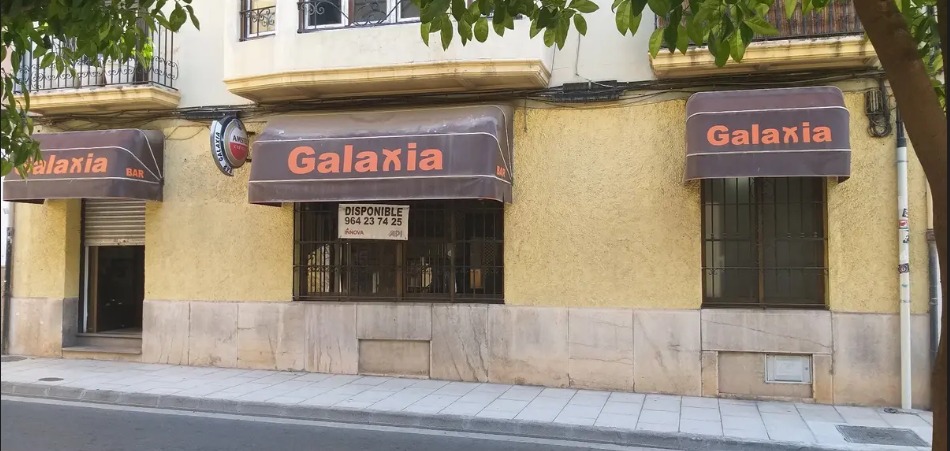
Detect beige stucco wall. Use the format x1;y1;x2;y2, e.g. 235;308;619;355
11;199;80;299
144;120;293;302
827;94;930;314
11;91;930;312
506;98;701;308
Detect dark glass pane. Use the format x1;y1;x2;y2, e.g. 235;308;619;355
306;0;344;26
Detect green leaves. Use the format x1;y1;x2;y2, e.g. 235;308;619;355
613;0;642;36
784;0;798;19
568;0;600;13
574;14;588;35
743;15;778;36
475;17;490;41
648;26;664;57
1;0;201;177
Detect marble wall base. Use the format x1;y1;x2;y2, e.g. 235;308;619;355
132;301;933;408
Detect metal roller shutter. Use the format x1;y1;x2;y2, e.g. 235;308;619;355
83;199;146;246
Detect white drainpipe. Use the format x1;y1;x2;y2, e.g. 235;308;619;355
896;110;912;410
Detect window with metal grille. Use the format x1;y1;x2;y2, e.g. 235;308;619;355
241;0;277;40
294;200;504;303
702;177;827;309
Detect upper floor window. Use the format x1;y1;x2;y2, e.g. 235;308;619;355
702;177;827;309
241;0;277;40
298;0;419;30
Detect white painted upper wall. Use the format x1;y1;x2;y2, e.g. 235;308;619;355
172;0;656;107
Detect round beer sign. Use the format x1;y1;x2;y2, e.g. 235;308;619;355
210;115;249;176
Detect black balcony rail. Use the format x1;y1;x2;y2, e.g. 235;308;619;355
297;0;420;32
16;21;177;93
240;3;278;40
657;0;863;46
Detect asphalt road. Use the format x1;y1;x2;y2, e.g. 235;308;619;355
1;397;669;451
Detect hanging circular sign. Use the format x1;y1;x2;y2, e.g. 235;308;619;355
210;115;249;176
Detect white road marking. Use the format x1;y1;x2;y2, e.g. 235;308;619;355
1;396;667;451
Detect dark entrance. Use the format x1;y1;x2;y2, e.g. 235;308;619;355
86;246;145;333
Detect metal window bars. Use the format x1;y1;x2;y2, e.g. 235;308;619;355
701;177;828;309
296;0;420;31
240;1;278;40
293;200;504;303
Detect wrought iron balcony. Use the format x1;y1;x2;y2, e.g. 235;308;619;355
658;0;864;44
240;4;278;40
17;24;178;93
296;0;421;32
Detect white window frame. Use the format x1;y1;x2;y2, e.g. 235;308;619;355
300;0;420;29
243;0;277;39
303;0;351;29
395;0;421;22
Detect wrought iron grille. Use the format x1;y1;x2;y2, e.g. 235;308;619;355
297;0;420;30
657;0;863;45
17;21;177;93
294;200;504;303
241;0;278;40
701;178;827;309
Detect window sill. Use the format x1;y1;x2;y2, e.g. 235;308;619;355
701;303;829;310
240;32;276;42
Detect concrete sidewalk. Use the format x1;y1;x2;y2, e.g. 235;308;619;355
1;357;935;451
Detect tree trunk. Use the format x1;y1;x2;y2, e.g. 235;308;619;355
851;2;948;451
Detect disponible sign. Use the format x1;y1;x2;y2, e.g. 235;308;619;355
338;204;409;240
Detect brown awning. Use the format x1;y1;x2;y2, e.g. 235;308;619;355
248;104;514;204
685;87;851;180
3;129;165;203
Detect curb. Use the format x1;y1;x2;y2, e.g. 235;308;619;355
2;381;844;451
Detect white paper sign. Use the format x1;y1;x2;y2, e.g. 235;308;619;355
338;204;409;240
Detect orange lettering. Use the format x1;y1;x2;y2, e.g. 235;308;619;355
70;158;83;173
85;153;95;172
419;149;443;171
354;151;378;173
33;160;47;175
762;128;780;144
289;146;316;174
707;125;729;146
317;152;340;173
813;126;832;142
751;124;760;145
802;122;811;143
53;158;69;174
382;149;402;171
91;158;108;173
782;127;799;143
342;145;354;172
731;130;750;146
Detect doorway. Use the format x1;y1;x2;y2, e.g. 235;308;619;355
80;199;147;335
85;246;145;333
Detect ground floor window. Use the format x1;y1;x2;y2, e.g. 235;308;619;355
702;177;827;309
294;200;504;303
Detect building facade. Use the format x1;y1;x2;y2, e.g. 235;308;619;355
2;0;938;409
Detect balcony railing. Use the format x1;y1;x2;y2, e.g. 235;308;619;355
17;24;177;93
296;0;421;32
658;0;863;45
240;4;278;40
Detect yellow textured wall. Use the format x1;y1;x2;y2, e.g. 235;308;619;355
505;99;702;308
11;199;81;299
826;93;930;314
144;120;293;302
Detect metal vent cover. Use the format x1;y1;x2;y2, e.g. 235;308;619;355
836;425;929;447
